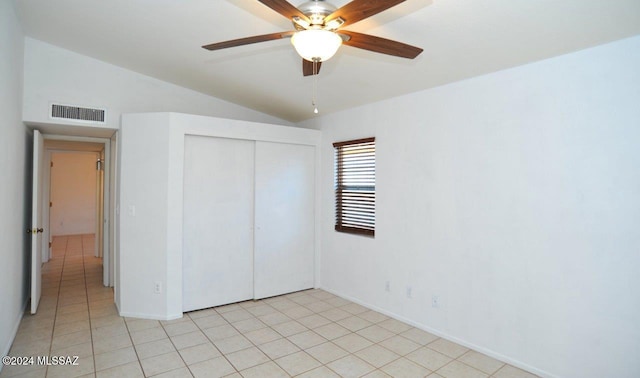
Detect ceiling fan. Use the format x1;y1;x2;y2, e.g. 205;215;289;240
202;0;423;76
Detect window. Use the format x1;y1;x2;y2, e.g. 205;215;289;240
334;137;375;237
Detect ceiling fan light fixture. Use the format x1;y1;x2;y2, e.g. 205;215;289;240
291;29;342;62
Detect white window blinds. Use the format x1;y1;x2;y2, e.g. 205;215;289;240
334;137;375;237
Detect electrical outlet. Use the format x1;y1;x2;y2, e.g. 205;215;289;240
154;281;162;294
432;295;439;308
406;286;412;298
385;281;390;292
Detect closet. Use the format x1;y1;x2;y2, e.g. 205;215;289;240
182;136;316;312
117;113;320;320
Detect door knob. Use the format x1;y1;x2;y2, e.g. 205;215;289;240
37;228;44;233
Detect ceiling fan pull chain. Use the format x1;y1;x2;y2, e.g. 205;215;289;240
312;58;319;114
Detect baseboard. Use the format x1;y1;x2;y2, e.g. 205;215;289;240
118;311;183;321
0;299;29;373
320;287;557;378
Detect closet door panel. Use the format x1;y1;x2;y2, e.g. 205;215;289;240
183;136;255;312
254;141;315;299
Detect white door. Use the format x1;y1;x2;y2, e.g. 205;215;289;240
254;142;315;299
182;136;255;312
31;130;44;314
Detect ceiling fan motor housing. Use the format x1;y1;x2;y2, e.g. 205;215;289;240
298;0;337;25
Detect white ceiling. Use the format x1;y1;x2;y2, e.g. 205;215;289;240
15;0;640;123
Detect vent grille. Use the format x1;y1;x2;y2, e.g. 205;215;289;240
51;104;106;123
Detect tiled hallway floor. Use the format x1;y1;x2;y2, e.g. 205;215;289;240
1;235;538;378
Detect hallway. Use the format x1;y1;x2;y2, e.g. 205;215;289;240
2;234;114;377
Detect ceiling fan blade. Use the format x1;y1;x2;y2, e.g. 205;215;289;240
202;31;294;51
302;59;322;76
325;0;406;28
258;0;311;23
339;30;423;59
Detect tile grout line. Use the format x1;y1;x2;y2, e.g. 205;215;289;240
157;319;195;377
124;313;164;376
45;235;68;378
139;317;186;377
81;234;98;378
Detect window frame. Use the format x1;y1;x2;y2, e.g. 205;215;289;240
333;137;375;237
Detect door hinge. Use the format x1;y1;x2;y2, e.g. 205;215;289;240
50;201;52;207
50;161;53;167
49;242;52;248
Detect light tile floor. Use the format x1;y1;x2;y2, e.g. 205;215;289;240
1;235;539;378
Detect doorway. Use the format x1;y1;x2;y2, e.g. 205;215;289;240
48;150;100;259
41;138;113;287
29;127;118;315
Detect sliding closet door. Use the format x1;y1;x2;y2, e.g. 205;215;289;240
254;141;315;299
183;136;255;312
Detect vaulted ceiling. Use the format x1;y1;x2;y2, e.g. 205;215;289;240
15;0;640;122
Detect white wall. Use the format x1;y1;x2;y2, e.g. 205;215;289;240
0;0;31;365
118;113;320;320
22;38;292;134
118;113;172;319
50;152;97;235
300;36;640;378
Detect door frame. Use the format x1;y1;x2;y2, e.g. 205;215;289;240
42;134;114;287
